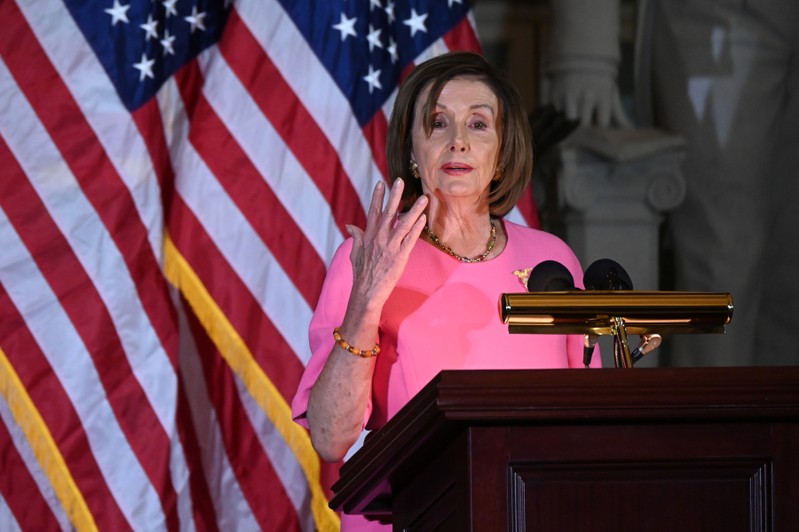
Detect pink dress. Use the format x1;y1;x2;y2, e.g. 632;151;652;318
292;220;599;530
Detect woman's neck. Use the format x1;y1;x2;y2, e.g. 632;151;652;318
424;198;497;259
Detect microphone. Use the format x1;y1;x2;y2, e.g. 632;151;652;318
631;334;662;364
583;258;634;367
583;258;633;291
583;334;598;369
527;261;596;368
526;260;575;292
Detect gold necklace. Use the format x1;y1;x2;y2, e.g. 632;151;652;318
424;218;497;263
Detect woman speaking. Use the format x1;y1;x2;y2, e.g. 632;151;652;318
292;51;597;530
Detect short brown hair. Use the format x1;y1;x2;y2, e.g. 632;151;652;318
387;51;533;216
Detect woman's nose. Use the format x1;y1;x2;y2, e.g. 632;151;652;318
449;126;468;152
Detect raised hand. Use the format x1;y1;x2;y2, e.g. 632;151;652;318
345;178;428;315
307;179;427;461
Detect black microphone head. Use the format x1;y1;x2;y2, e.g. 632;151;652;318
527;260;575;292
583;258;633;290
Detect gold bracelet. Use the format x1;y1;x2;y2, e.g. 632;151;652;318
333;327;380;358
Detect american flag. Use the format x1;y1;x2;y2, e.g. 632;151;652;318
0;0;536;530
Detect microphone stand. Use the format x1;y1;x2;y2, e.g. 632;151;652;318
611;316;633;368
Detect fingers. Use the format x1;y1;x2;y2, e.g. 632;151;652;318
579;91;597;127
612;93;633;128
402;190;427;221
364;178;406;237
346;224;364;263
346;181;423;309
402;208;427;250
384;178;405;214
363;181;387;241
564;89;580;123
395;195;427;251
594;95;612;129
357;179;427;255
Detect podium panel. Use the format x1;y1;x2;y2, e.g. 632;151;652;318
330;367;799;531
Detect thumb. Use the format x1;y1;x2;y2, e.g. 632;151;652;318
346;224;364;262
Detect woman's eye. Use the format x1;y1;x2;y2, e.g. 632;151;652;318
430;111;450;129
471;120;488;130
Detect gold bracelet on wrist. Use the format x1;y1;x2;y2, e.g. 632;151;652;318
333;327;380;358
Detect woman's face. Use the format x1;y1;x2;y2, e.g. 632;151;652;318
411;77;500;207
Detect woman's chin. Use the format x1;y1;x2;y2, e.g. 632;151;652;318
433;185;489;205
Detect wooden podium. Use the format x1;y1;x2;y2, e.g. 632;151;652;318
330;367;799;531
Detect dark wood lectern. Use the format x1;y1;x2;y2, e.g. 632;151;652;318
330;367;799;531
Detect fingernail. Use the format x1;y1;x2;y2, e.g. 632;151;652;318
345;224;354;236
394;177;402;188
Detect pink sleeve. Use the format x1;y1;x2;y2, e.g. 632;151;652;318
290;239;375;427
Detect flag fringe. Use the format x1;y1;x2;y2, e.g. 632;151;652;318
162;233;339;531
0;347;98;532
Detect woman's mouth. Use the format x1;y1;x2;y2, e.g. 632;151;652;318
441;162;473;175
